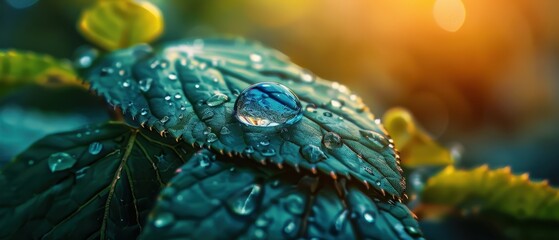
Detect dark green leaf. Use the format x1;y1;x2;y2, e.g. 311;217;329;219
0;122;193;239
140;150;422;240
84;39;404;197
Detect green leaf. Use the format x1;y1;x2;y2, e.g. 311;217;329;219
83;39;405;197
139;150;423;239
421;165;559;221
78;0;164;50
0;50;80;96
0;122;193;239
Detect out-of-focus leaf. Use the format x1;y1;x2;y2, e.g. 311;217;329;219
383;107;453;168
83;39;405;197
139;150;423;240
0;86;111;164
0;122;193;239
78;0;164;50
0;50;80;96
421;165;559;221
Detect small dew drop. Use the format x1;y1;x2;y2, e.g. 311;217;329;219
300;144;327;163
140;108;148;116
206;133;218;143
300;70;315;83
164;95;171;101
139;78;153;92
168;73;178;81
322;132;342;149
283;220;297;236
153;212;174;228
206;92;229;107
88;142;103;155
249;53;263;62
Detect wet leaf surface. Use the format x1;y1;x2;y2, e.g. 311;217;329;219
0;122;193;239
139;150;423;240
85;39;404;197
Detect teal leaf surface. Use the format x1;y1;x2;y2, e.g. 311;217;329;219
139;150;422;240
0;122;193;239
84;39;404;197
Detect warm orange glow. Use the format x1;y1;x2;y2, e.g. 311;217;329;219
433;0;466;32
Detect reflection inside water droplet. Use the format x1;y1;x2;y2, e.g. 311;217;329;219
234;82;303;127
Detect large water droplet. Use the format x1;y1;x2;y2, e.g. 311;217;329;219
48;152;77;172
322;132;342;149
206;92;229;107
139;78;153;92
153;212;174;228
300;144;327;163
227;185;262;216
88;142;103;155
234;82;303;127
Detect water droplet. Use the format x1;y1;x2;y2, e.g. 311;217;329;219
195;84;200;89
164;95;171;101
220;127;231;135
323;112;333;117
283;220;297;236
253;229;266;239
174;94;182;99
284;195;305;214
140;108;148;116
244;146;255;154
359;130;389;150
227;185;262;216
75;166;89;179
260;140;270;146
206;133;218;143
330;99;344;108
333;210;348;233
249;53;263;62
74;46;98;69
261;148;276;157
234;82;303;127
198;155;212;168
153;212;174;228
322;132;342;149
100;67;114;76
48;152;77;172
168;73;178;80
305;104;317;112
255;216;269;227
160;116;170;124
300;144;327;163
206;92;229;107
139;78;153;92
363;211;375;223
300;69;315;83
88;142;103;155
405;226;421;237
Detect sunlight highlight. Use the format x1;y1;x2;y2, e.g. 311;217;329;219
433;0;466;32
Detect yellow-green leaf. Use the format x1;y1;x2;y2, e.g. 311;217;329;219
0;50;80;96
421;165;559;221
382;107;453;167
78;0;164;50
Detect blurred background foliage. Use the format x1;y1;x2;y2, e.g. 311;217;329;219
1;0;559;239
